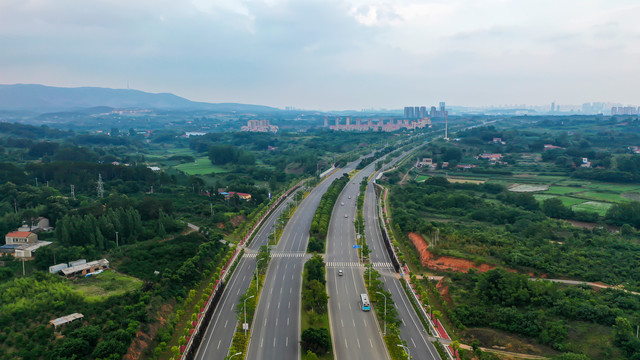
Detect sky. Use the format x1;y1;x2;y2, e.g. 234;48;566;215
1;0;639;110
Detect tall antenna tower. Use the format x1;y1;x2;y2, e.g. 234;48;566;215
97;174;104;198
444;114;449;141
71;185;75;200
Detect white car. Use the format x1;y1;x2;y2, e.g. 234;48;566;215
345;214;348;218
338;269;343;276
341;202;345;206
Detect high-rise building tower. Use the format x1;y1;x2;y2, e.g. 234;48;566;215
439;102;445;113
404;107;414;119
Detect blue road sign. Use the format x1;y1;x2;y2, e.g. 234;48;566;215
352;245;360;249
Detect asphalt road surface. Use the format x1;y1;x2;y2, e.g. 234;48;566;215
247;162;359;360
326;162;391;360
194;194;296;360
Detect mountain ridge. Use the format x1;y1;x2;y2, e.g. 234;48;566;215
0;84;279;113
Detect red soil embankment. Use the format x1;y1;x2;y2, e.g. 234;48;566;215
408;232;496;273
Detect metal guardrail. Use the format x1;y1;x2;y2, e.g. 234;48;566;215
375;184;454;360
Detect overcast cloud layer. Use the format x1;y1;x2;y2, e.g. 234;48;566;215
1;0;639;110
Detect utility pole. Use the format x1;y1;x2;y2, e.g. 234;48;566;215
21;258;25;276
35;177;38;187
71;185;75;200
115;231;119;247
256;258;266;294
211;203;214;218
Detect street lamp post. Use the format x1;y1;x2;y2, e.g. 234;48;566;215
376;291;387;336
255;258;267;294
397;344;410;360
229;352;242;359
243;295;255;337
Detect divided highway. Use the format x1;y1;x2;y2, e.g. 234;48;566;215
246;162;359;360
194;194;296;360
326;161;391;360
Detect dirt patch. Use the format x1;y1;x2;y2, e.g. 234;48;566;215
565;219;619;233
230;215;245;227
622;192;640;201
124;303;174;360
407;232;495;273
463;328;558;357
436;281;452;304
508;184;549;192
447;178;486;184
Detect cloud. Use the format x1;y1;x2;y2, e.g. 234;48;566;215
0;0;639;109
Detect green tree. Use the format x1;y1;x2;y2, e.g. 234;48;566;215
300;327;331;354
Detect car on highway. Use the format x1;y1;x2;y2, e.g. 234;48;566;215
344;214;348;218
341;202;345;206
348;196;351;199
338;269;343;276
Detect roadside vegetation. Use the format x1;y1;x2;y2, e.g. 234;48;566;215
384;115;640;359
300;255;331;360
307;174;350;252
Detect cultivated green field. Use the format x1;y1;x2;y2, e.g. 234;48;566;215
533;194;587;207
174;157;229;175
545;186;582;195
572;201;612;216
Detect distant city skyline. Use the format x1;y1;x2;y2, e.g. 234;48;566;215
1;0;639;110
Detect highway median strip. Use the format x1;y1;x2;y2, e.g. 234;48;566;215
301;255;332;360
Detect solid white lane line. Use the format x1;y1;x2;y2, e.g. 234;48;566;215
357;338;361;349
411;338;416;347
217;340;221;349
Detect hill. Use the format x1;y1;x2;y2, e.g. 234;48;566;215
0;84;278;113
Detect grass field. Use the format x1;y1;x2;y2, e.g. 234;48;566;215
572;201;613;216
174;157;229;175
534;194;586;207
416;175;430;182
71;270;143;301
574;191;624;203
545;186;583;195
